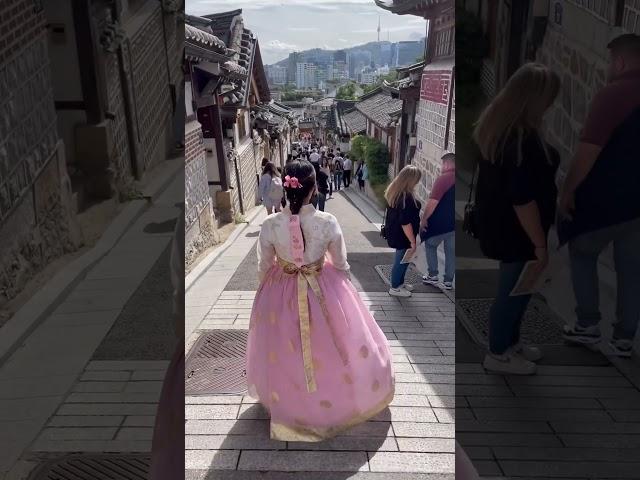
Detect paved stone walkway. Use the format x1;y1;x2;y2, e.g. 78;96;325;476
185;192;456;478
454;175;640;479
0;170;181;479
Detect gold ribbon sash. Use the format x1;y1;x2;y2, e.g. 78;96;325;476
277;256;349;393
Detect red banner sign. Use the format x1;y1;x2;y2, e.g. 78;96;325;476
420;70;451;104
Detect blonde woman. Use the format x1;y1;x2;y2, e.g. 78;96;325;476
472;63;561;375
384;165;422;298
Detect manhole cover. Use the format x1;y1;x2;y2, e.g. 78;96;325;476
457;298;565;345
374;264;441;292
185;330;248;395
30;454;150;479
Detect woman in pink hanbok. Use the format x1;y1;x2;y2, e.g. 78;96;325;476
246;160;394;441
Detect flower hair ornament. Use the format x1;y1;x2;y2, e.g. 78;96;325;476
284;175;302;188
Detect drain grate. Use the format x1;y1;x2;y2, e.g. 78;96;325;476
374;264;441;292
185;330;248;395
457;298;565;345
30;454;150;480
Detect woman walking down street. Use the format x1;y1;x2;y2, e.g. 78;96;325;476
317;164;330;212
259;162;284;215
473;63;561;375
321;158;333;199
246;159;394;441
333;155;344;192
384;165;422;298
356;160;365;192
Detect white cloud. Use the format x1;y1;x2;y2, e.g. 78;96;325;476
264;39;299;51
188;0;372;12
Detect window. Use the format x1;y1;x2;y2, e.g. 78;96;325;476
433;26;454;58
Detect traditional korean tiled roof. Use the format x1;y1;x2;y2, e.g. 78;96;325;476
185;24;226;53
342;109;367;134
374;0;450;16
355;88;403;128
201;9;269;107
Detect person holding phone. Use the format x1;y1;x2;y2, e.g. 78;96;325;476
383;165;422;298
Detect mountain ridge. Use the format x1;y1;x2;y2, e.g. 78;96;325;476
267;38;426;68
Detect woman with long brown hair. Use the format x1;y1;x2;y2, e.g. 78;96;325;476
383;165;422;298
473;63;561;375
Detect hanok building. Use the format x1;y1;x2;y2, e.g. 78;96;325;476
185;19;246;261
1;0;182;307
327;100;366;151
185;10;270;229
252;101;297;168
354;86;403;171
377;0;455;204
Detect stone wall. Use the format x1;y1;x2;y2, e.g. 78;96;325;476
0;0;80;306
413;64;454;206
533;0;634;178
185;120;218;267
230;136;261;217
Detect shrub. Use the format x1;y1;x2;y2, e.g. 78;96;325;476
364;139;389;187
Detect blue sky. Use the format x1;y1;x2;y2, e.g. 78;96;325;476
186;0;427;64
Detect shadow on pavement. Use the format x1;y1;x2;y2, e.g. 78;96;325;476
199;404;390;478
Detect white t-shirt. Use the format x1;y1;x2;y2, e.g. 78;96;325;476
343;158;353;171
334;156;344;167
309;152;320;163
257;204;349;282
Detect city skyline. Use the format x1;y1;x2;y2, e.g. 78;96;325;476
185;0;427;64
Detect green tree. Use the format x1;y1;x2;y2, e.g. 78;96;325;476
336;82;357;100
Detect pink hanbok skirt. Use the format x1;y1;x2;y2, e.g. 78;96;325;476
246;259;394;441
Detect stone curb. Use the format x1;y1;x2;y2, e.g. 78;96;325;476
185;205;264;292
0;159;183;365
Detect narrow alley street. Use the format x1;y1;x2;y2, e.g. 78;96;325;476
455;177;640;478
185;191;456;478
0;163;182;480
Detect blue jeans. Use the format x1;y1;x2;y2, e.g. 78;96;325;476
391;248;411;289
425;231;455;283
489;261;532;355
334;172;342;191
317;192;326;212
569;219;640;340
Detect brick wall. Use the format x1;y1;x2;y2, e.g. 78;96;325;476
0;0;79;306
185;120;217;266
533;0;640;274
130;5;172;171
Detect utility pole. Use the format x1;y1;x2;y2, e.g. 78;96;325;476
377;16;381;43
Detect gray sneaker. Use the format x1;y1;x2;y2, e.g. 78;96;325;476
608;338;633;358
422;275;439;285
563;324;601;345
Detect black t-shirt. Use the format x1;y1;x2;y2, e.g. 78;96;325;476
475;131;559;261
386;193;421;250
317;170;329;194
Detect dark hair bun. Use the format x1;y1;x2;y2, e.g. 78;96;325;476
284;160;316;215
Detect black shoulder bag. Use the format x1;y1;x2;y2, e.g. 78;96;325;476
462;164;480;239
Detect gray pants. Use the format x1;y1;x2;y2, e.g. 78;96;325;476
569;218;640;340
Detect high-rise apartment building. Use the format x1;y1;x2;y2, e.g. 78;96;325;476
296;63;318;89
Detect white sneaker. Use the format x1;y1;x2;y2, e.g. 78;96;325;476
441;281;453;290
389;287;412;298
483;350;536;375
402;283;415;292
513;343;543;362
